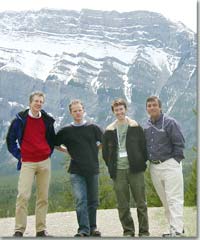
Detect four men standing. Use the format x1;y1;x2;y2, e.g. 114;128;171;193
6;92;186;237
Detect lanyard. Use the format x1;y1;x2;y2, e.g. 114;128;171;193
148;115;165;132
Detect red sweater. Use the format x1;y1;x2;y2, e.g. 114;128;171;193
21;116;51;162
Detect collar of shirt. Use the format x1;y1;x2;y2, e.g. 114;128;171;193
28;109;41;118
71;120;87;127
149;113;163;125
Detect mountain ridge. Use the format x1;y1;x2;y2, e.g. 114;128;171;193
0;9;197;169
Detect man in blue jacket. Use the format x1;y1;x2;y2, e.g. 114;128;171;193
6;91;55;237
144;96;185;237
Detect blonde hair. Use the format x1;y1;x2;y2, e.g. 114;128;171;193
69;99;84;112
29;91;45;103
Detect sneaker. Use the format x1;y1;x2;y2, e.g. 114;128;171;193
162;232;182;237
90;229;101;237
36;230;52;237
74;233;88;237
123;232;135;237
13;231;23;237
139;232;150;237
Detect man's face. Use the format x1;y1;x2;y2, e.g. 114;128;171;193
113;104;127;121
29;95;44;114
70;103;84;123
146;99;161;119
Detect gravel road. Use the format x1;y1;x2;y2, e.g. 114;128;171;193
0;207;197;238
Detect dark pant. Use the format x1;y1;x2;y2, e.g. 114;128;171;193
70;173;99;235
113;169;149;236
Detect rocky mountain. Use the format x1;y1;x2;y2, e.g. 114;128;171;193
0;9;197;172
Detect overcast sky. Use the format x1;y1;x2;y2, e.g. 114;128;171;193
0;0;197;32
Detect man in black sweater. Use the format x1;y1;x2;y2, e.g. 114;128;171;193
55;99;103;237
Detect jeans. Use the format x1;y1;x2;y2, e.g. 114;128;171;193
70;173;99;235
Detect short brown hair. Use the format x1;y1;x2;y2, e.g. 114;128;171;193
29;91;45;104
69;99;84;112
146;96;162;108
111;98;127;112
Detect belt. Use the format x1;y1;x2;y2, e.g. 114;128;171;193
150;160;163;164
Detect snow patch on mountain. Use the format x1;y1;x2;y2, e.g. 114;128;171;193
144;46;180;74
8;101;25;108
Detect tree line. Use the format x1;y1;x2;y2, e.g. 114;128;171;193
0;149;196;218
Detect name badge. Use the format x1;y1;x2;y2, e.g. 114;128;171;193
119;151;128;158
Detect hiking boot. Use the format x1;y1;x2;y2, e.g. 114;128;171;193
90;229;101;237
163;227;185;238
162;232;182;237
123;232;135;237
13;231;23;237
74;233;88;237
139;232;150;237
36;230;52;237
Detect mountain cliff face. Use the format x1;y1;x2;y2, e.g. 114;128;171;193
0;9;197;170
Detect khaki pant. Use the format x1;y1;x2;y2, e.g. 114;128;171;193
15;158;51;233
150;158;184;234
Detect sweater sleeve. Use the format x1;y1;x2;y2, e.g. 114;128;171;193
94;124;103;143
55;129;64;146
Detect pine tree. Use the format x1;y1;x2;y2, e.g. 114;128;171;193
185;157;197;206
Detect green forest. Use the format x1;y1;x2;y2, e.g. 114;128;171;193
0;148;197;218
